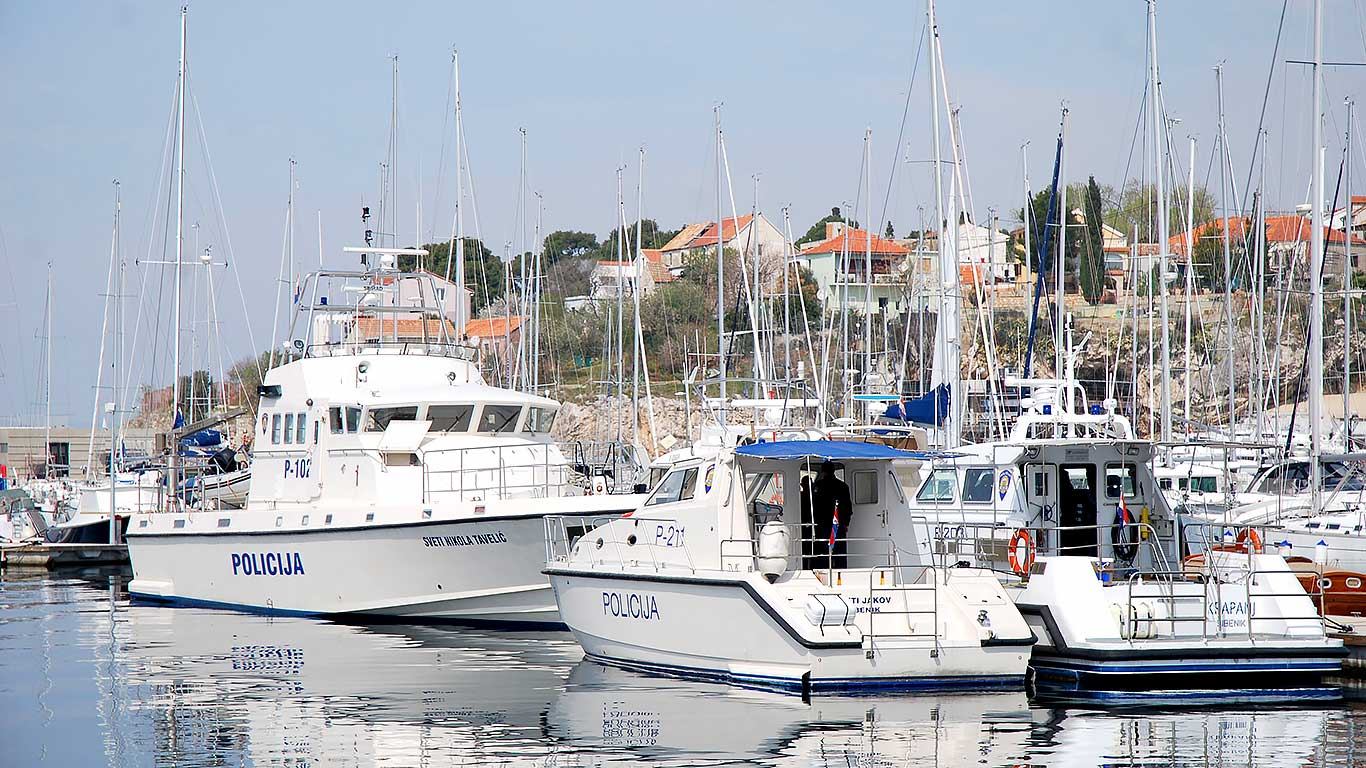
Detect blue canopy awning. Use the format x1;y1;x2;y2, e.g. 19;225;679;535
734;440;954;463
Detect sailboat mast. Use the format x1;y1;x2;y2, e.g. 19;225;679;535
1057;111;1068;393
863;129;873;392
927;0;953;445
715;106;726;425
44;264;52;479
1309;0;1325;512
1216;64;1235;427
169;5;187;506
1184;137;1195;435
1345;98;1355;436
1148;0;1173;442
633;148;645;442
111;182;123;544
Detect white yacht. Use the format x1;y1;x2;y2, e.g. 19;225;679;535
896;376;1345;703
545;439;1035;694
127;257;645;624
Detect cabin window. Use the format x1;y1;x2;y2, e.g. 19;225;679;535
271;414;282;444
1191;476;1218;494
283;413;295;444
1177;478;1188;491
647;467;699;506
916;468;956;503
329;407;344;434
961;468;994;503
345;406;362;433
1105;463;1138;499
366;406;419;432
428;405;475;432
295;412;307;444
853;470;879;505
477;405;522;433
1158;477;1172;490
523;406;557;433
313;420;320;444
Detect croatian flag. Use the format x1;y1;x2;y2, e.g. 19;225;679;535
829;500;841;548
1117;493;1132;527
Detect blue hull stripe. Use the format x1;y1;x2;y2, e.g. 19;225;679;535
585;652;1025;694
129;591;568;630
1031;659;1341;675
1031;685;1343;706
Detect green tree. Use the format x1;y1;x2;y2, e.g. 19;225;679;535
176;370;216;424
1080;176;1106;304
1018;187;1078;279
798;207;858;245
884;221;895;238
1104;180;1216;242
542;230;598;263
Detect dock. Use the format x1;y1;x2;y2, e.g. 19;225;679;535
0;543;129;569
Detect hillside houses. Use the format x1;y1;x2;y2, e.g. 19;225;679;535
656;213;789;276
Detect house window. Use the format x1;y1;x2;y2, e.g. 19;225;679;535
435;287;447;302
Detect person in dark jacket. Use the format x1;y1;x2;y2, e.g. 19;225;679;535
812;462;854;569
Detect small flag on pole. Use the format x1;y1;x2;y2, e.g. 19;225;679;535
829;500;841;548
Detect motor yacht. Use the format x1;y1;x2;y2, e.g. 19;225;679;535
127;256;645;624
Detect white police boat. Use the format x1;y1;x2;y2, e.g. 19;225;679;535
127;255;644;625
544;439;1035;694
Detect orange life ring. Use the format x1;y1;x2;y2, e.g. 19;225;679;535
1237;528;1263;552
1008;528;1035;576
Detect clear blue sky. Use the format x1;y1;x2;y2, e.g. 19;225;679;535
1;1;1362;427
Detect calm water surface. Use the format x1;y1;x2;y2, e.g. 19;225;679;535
4;569;1366;767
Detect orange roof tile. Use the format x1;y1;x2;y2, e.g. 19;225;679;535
679;215;756;250
659;223;707;252
463;315;524;339
1169;215;1363;254
802;227;909;256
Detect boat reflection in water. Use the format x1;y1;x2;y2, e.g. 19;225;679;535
546;661;1036;765
3;574;1365;767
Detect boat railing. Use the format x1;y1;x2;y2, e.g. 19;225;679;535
304;340;478;361
928;521;1168;580
543;514;623;566
547;514;698;574
557;440;649;494
421;444;588;503
862;562;941;644
1116;564;1329;642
